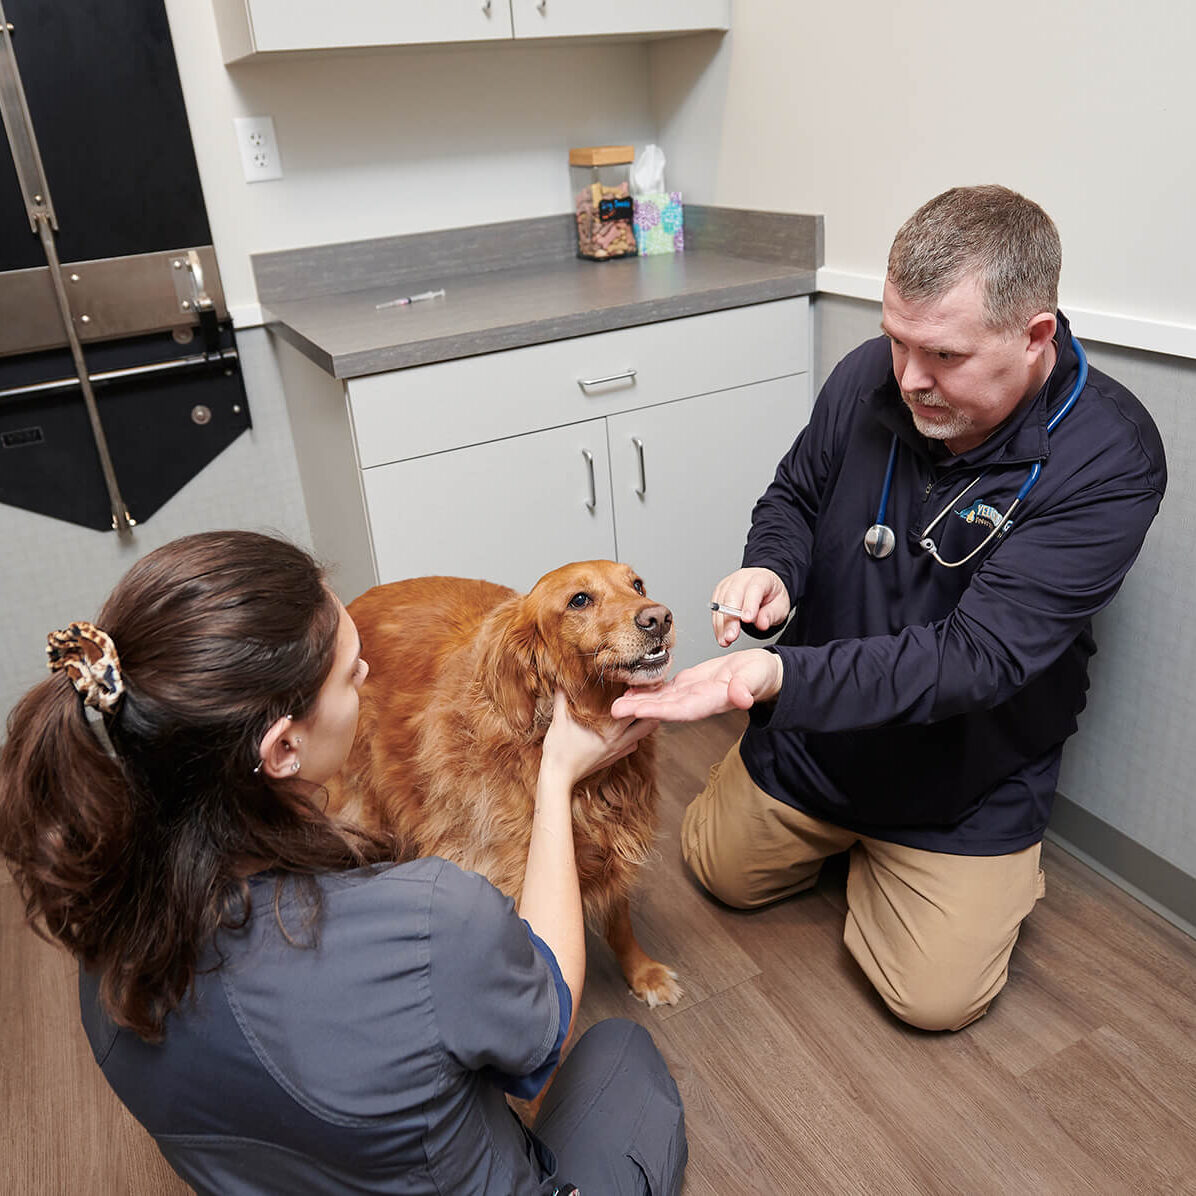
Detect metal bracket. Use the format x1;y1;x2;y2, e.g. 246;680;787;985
0;246;229;357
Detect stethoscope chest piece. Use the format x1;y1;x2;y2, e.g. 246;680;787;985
864;522;896;559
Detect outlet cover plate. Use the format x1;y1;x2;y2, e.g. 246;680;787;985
233;115;283;182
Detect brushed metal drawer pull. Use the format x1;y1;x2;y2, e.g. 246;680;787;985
632;436;647;497
582;448;596;511
577;368;637;390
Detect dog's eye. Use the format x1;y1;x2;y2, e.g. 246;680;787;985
568;592;592;610
633;579;645;596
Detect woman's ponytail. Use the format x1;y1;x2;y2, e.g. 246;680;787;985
0;672;132;958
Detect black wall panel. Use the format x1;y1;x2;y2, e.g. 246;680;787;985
0;0;210;269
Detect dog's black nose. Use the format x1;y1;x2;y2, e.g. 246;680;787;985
635;604;673;634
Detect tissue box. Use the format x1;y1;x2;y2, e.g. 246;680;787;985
633;192;684;255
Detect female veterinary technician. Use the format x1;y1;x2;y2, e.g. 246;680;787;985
0;530;687;1195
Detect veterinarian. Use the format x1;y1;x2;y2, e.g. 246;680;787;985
613;185;1167;1032
0;530;686;1195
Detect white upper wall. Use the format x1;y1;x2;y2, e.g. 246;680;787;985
653;0;1196;334
163;1;656;318
166;1;1196;341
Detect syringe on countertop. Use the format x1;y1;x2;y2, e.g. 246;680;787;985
375;288;446;310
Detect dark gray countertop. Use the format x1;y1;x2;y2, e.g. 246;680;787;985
254;207;821;380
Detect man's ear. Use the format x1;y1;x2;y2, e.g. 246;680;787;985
257;715;300;780
1025;310;1057;357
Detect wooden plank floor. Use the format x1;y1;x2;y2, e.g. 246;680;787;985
4;711;1196;1193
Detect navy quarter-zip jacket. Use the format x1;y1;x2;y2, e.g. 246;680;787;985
739;312;1166;853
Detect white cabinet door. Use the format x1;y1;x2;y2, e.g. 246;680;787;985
510;0;730;39
217;0;513;61
607;374;808;671
362;418;616;593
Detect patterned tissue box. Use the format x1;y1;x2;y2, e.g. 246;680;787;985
633;192;684;255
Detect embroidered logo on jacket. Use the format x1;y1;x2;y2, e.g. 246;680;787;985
956;499;1003;530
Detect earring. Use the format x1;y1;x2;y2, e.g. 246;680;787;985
291;760;301;773
252;760;264;775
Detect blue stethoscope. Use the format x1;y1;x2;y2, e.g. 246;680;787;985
864;336;1088;567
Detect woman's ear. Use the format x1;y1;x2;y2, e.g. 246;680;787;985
257;715;300;780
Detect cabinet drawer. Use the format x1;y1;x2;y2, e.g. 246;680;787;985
348;298;809;469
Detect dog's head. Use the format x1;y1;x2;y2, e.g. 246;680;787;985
477;560;674;733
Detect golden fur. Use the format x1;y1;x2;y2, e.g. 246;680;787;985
326;560;681;1006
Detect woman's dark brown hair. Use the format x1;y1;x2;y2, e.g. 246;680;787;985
0;530;394;1041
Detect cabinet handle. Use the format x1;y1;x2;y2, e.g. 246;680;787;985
482;0;491;13
582;448;596;512
538;0;548;11
577;368;637;391
632;436;647;497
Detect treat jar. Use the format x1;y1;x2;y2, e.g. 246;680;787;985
570;145;637;260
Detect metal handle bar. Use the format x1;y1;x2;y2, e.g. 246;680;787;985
0;348;239;402
577;368;637;390
582;448;596;511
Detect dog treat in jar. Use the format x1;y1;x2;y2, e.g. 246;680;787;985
569;145;638;261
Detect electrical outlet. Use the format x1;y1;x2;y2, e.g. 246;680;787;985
233;115;283;182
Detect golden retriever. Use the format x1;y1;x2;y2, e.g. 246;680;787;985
327;560;682;1007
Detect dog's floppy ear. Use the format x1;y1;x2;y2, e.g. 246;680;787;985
475;594;546;735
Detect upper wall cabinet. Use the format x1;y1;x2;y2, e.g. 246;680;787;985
213;1;514;61
213;0;730;63
509;1;730;40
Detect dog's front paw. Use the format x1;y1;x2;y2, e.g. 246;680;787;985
628;962;683;1008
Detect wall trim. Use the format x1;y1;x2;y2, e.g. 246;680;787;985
230;301;265;329
816;268;1196;361
1047;794;1196;940
815;269;885;304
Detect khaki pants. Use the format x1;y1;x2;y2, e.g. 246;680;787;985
682;741;1046;1032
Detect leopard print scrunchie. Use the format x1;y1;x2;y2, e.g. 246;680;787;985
46;622;125;713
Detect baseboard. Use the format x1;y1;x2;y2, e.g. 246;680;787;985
1047;794;1196;940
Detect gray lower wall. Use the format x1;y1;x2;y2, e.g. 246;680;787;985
0;327;312;716
812;294;1196;927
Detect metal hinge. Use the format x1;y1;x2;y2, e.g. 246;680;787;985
172;249;221;354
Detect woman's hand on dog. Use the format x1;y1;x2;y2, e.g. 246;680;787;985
610;648;785;723
541;690;658;787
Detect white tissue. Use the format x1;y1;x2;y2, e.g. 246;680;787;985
630;144;666;196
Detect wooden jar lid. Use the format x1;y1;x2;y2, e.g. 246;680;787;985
569;145;635;167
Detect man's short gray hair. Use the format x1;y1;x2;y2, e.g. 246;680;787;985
887;185;1061;333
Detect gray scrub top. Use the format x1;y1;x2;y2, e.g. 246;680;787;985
79;858;571;1194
